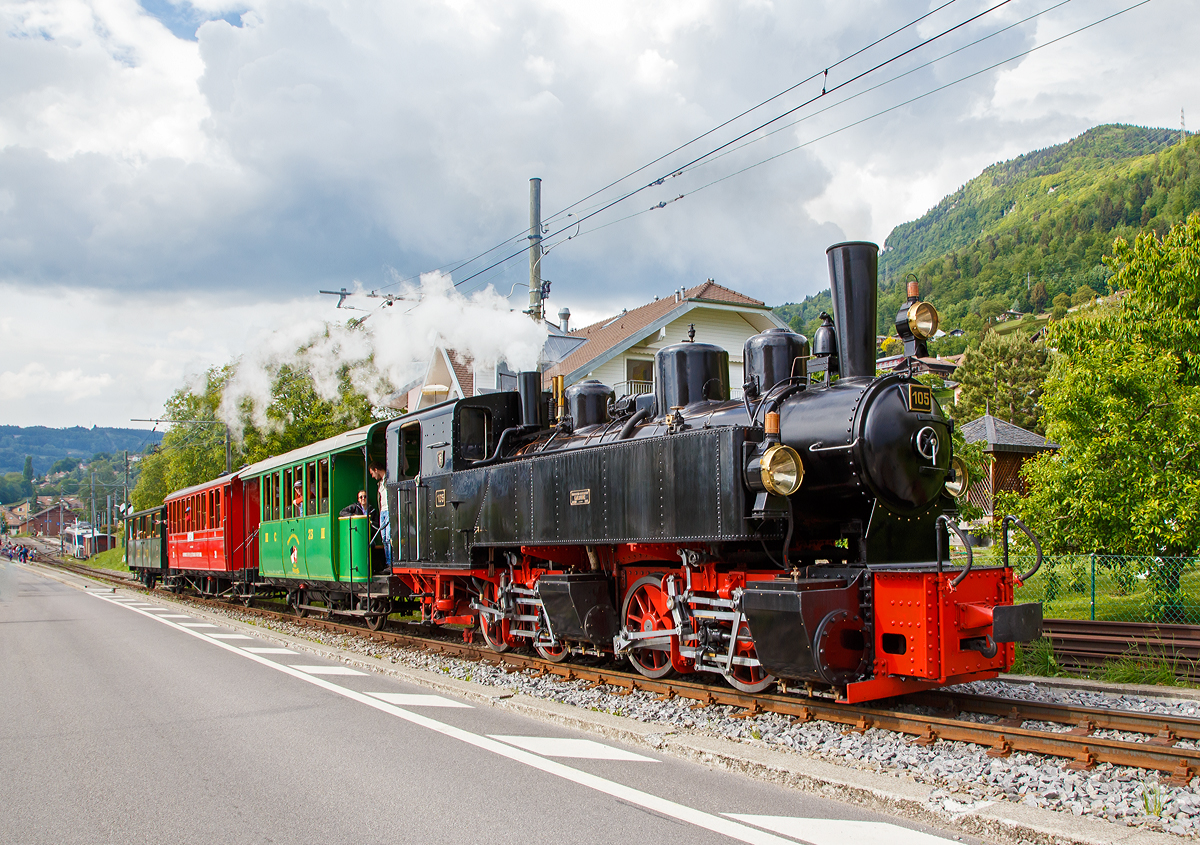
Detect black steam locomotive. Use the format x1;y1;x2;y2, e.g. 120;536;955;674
378;240;1043;702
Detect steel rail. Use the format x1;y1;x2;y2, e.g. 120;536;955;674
44;561;1200;784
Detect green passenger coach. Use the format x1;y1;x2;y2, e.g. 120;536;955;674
240;420;404;629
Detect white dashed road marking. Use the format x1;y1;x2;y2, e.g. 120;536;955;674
367;693;472;708
245;648;298;655
490;735;659;762
82;589;917;845
290;665;367;676
180;623;218;628
209;634;254;640
725;816;960;845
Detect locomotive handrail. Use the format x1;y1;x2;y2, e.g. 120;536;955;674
1001;514;1043;584
935;514;973;588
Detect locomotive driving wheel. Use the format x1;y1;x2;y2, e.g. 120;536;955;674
621;575;676;680
477;581;512;653
723;621;774;694
534;640;569;663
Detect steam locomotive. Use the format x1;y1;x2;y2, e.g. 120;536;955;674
130;240;1043;704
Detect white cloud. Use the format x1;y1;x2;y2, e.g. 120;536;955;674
1;0;1197;425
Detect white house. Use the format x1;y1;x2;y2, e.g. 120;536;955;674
543;280;788;398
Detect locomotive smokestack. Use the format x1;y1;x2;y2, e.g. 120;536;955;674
825;241;879;380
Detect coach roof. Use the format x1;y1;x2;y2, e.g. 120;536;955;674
239;419;391;478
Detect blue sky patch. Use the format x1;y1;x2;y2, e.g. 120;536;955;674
138;0;245;41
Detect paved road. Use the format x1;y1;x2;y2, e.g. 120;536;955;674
0;561;978;845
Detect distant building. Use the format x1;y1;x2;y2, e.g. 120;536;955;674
961;414;1059;517
18;502;76;537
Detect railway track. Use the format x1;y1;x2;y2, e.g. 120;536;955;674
44;559;1200;785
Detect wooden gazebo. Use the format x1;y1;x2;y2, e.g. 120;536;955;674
960;414;1058;516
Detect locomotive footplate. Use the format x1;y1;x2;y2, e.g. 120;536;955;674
536;572;619;645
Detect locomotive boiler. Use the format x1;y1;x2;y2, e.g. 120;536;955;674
383;240;1044;702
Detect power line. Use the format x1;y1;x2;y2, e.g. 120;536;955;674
375;1;992;294
449;0;1021;291
665;0;1155;204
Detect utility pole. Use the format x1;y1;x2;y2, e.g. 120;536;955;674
528;177;544;323
90;471;96;558
123;451;129;515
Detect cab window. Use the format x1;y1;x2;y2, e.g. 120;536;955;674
399;423;421;479
459;407;492;462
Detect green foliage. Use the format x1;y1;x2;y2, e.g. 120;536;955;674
875;126;1200;349
130;357;379;510
773;289;832;339
0;426;162;476
1011;638;1062;677
1102;651;1187;688
1004;213;1200;557
953;331;1052;434
0;472;27;505
237;364;376;466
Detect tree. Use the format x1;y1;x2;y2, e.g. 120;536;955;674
1052;292;1072;311
1030;281;1048;311
131;357;380;510
21;455;33;497
880;336;903;357
1070;285;1098;307
1003;214;1200;615
953;331;1052;433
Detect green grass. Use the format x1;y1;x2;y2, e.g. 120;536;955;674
88;543;129;572
1100;651;1192;687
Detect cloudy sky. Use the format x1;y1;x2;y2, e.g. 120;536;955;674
1;0;1196;428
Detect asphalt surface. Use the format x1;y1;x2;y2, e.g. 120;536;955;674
0;560;981;845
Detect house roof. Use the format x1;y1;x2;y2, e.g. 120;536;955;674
961;414;1059;454
448;350;474;397
543;280;775;384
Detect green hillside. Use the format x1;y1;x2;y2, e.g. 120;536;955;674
0;426;162;476
775;124;1200;349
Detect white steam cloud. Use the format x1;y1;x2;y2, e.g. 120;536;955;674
220;272;548;438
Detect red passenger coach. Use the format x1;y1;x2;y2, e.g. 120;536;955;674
163;473;260;599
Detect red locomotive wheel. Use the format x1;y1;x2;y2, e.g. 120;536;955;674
621;575;676;680
477;581;512;654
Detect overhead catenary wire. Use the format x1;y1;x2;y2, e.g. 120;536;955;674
375;0;997;295
448;0;1023;291
661;0;1156;205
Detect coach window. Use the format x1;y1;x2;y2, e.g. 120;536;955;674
317;459;329;514
283;468;295;519
215;489;222;527
459;406;493;462
399;422;421;479
305;462;317;516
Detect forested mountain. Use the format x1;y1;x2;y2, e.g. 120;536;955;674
0;426;162;475
775;124;1200;349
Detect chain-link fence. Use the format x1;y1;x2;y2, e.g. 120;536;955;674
999;554;1200;624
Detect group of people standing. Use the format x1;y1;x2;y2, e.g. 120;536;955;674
2;542;31;563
